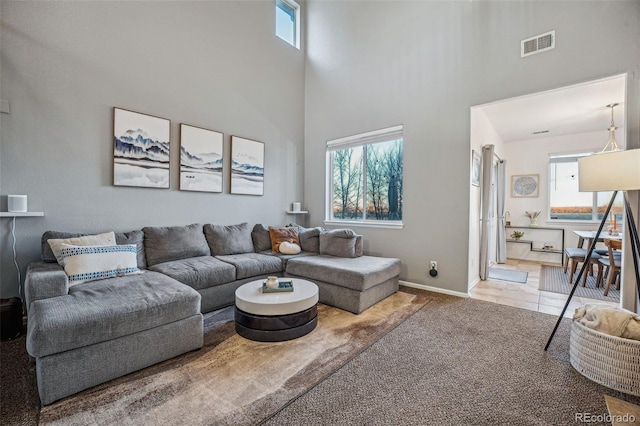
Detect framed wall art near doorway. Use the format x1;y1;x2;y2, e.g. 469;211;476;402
511;174;539;198
471;150;481;187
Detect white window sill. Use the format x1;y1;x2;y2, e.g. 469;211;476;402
323;220;404;230
545;219;602;226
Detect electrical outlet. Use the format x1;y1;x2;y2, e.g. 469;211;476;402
430;261;437;270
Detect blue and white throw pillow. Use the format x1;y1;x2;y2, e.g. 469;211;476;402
60;243;142;286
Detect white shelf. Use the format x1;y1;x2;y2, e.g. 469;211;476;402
286;210;308;214
0;211;44;217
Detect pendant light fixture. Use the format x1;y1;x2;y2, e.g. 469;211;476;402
601;103;619;152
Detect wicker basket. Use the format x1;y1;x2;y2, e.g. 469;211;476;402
570;320;640;396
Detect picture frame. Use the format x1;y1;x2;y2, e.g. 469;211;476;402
230;136;264;196
179;124;224;193
113;107;171;189
511;174;539;198
471;150;481;187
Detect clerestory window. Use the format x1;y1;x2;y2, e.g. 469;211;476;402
276;0;300;49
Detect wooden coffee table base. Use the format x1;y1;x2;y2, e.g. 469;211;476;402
235;305;318;342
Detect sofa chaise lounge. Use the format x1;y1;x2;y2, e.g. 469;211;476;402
25;222;401;404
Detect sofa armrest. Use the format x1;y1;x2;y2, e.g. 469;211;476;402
24;262;69;311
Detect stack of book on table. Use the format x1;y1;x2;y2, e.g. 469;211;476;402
262;280;294;293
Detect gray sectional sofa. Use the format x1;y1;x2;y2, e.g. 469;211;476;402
24;222;401;405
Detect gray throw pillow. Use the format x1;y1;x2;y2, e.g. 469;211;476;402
205;223;255;255
116;230;147;270
319;229;360;258
41;231;83;263
355;235;364;257
251;224;272;252
299;227;322;253
143;223;210;266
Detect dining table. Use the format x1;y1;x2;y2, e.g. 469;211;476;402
573;230;623;249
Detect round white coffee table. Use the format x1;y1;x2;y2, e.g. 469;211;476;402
235;278;319;342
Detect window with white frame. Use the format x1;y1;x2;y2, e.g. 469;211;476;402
276;0;300;49
548;152;623;225
326;126;403;226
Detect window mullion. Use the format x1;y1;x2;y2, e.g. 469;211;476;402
362;145;367;221
329;152;334;221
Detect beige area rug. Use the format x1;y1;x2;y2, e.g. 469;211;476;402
39;290;429;426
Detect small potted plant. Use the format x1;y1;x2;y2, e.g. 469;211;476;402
510;231;525;241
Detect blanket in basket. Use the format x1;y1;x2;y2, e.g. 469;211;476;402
574;304;640;341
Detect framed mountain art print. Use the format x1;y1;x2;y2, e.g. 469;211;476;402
113;107;171;189
230;136;264;196
179;124;224;193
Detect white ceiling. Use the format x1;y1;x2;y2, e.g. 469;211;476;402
478;74;626;143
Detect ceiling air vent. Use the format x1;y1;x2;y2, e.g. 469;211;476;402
521;30;555;57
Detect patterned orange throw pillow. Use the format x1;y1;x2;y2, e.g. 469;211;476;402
268;226;300;252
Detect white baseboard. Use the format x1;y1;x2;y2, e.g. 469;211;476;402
399;280;469;298
468;276;481;290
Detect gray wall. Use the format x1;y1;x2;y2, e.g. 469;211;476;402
0;1;306;296
303;1;640;293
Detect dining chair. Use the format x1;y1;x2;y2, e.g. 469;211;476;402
596;238;623;296
563;247;601;286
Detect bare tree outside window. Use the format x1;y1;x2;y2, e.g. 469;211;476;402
330;138;403;222
332;146;363;219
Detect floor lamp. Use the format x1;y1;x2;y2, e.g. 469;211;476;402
545;148;640;350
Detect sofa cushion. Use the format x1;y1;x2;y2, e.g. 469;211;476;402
115;230;147;269
298;227;323;253
42;230;147;269
215;253;283;280
204;223;254;255
355;235;364;257
319;229;361;258
260;250;317;269
26;271;200;358
251;224;272;252
286;255;401;292
143;224;210;267
60;244;142;286
148;256;236;291
46;232;116;265
269;226;300;253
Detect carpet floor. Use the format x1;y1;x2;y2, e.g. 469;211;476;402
2;290;429;426
2;289;639;425
539;265;620;302
264;293;640;425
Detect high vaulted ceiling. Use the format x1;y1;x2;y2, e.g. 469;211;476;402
478;74;627;143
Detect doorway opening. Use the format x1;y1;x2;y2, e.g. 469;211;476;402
468;73;627;316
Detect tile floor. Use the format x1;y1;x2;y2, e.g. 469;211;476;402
469;259;619;318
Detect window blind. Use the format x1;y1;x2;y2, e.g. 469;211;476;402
326;125;403;152
548;152;594;164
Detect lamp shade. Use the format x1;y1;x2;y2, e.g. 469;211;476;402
578;149;640;192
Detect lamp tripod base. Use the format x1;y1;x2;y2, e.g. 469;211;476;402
544;191;640;351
